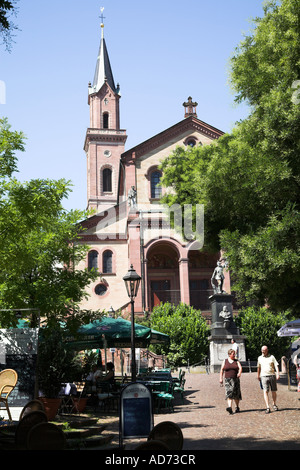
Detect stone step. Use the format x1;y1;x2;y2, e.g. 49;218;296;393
63;424;107;439
55;416;100;429
66;433;114;449
54;415;115;449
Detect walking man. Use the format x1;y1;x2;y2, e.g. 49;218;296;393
257;345;280;414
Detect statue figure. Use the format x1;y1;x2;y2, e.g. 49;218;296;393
128;186;137;208
211;260;227;294
219;305;232;330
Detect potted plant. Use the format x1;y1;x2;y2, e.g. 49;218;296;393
37;327;79;420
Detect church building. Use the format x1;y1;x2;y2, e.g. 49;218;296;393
76;21;231;318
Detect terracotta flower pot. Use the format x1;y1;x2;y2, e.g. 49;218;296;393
72;397;87;413
40;398;61;421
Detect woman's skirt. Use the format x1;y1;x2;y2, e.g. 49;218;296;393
224;377;242;400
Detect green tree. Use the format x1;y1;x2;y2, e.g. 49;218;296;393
0;117;24;177
0;119;98;330
161;0;300;314
235;307;292;360
148;303;210;368
0;0;19;51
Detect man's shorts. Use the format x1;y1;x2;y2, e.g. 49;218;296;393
261;375;277;392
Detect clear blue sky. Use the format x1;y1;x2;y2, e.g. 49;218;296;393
1;0;265;211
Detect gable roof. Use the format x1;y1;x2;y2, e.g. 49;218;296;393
121;115;224;161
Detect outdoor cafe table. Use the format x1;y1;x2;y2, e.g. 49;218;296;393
137;372;172;381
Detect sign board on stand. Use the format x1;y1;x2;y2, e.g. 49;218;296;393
119;382;153;447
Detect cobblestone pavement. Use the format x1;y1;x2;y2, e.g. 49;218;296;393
102;372;300;451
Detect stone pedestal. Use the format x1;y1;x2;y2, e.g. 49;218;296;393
208;293;246;373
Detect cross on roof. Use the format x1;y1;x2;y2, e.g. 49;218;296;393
183;96;198;118
100;7;106;24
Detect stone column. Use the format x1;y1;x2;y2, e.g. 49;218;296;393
179;257;190;305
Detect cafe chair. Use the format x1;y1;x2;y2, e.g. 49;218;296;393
19;399;45;420
15;410;48;450
155;381;175;413
174;378;186;404
135;439;170;450
0;369;18;422
172;369;183;384
148;421;183;450
27;422;66;450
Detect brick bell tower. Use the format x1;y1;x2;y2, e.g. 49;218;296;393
84;16;127;214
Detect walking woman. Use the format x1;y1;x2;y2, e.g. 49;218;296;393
220;348;242;414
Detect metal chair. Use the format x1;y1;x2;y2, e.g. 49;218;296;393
148;421;183;450
174;378;186;404
135;439;170;450
0;369;18;421
155;381;175;413
27;422;66;450
15;410;48;450
19;399;45;420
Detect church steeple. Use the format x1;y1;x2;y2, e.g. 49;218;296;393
84;11;127;214
89;22;117;95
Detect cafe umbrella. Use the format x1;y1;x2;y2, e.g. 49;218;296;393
277;319;300;337
64;316;169;377
64;316;169;350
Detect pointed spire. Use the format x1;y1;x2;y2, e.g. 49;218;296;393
89;10;116;95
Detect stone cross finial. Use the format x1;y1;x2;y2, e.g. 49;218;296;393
183;96;198;118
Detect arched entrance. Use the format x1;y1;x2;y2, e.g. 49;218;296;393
188;251;219;310
146;241;180;310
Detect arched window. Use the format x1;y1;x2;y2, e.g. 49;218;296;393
187;138;196;147
103;250;113;273
151;170;162;198
103;112;109;129
103;168;112;192
88;250;98;271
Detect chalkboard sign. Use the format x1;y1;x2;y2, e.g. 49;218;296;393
0;328;38;407
119;383;153;445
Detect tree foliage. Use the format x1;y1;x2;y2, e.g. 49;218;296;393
235;307;292;360
0;118;99;330
37;326;81;398
148;303;210;367
0;0;19;51
160;0;300;314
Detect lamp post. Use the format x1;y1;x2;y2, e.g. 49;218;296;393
108;306;115;318
123;264;141;382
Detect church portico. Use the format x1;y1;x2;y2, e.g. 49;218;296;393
142;239;218;313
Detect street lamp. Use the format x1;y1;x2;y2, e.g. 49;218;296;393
123;264;141;382
108;306;115;318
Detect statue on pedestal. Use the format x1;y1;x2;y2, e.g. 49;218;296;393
211;259;228;294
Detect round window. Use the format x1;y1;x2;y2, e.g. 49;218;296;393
95;284;107;296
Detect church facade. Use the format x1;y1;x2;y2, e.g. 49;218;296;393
77;22;231;318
